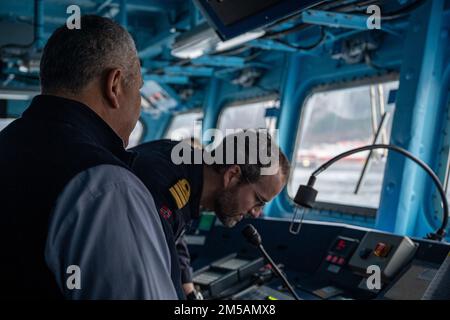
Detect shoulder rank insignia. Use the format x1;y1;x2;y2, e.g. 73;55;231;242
169;178;191;209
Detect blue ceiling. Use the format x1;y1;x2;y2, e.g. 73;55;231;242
0;0;447;114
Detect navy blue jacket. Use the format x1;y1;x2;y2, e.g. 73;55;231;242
131;140;203;284
0;95;182;299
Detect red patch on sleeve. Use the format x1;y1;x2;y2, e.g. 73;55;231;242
159;205;172;219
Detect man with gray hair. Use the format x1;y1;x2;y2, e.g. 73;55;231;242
0;15;179;299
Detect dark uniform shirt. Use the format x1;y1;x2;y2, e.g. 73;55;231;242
131;140;203;284
0;95;177;299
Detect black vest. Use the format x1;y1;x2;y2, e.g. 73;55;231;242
0;95;138;299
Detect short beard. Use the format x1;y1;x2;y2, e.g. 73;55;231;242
214;187;241;228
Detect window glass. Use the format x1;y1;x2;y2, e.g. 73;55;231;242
128;120;144;149
288;80;399;209
217;100;279;136
165;111;203;143
0;118;14;132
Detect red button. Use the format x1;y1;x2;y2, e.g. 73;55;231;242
326;255;333;262
337;258;345;265
331;256;338;264
374;242;391;257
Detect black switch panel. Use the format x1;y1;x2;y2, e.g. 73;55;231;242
207;0;283;26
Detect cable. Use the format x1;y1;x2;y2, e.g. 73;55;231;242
343;0;427;20
262;0;370;39
244;49;264;62
364;49;395;72
381;0;427;20
263;23;312;40
213;45;252;57
329;0;380;13
271;27;326;51
264;0;424;42
156;0;418;74
319;0;372;11
306;144;448;241
267;2;373;37
261;0;331;38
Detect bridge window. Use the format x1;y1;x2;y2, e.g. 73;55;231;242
128;120;145;149
165;110;203;143
288;80;399;210
0;118;14;132
217;98;279;136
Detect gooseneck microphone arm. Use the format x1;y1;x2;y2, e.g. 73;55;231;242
298;144;448;241
243;224;301;300
258;245;301;300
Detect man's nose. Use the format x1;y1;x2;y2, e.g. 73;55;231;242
249;208;263;218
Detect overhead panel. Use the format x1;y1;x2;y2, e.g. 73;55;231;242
193;0;324;40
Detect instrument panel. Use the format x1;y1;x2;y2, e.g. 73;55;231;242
187;217;450;300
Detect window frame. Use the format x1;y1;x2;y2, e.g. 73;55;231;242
445;155;450;200
443;95;450;201
436;93;450;219
287;74;399;217
445;95;450;197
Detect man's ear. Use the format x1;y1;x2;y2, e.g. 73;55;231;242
223;165;241;188
104;68;123;109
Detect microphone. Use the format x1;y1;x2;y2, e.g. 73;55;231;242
242;224;301;300
242;223;262;246
294;144;449;241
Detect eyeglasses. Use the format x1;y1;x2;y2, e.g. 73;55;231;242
243;175;267;215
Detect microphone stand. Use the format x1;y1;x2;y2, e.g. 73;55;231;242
258;244;301;300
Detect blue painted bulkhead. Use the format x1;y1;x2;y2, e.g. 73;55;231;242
0;0;449;240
